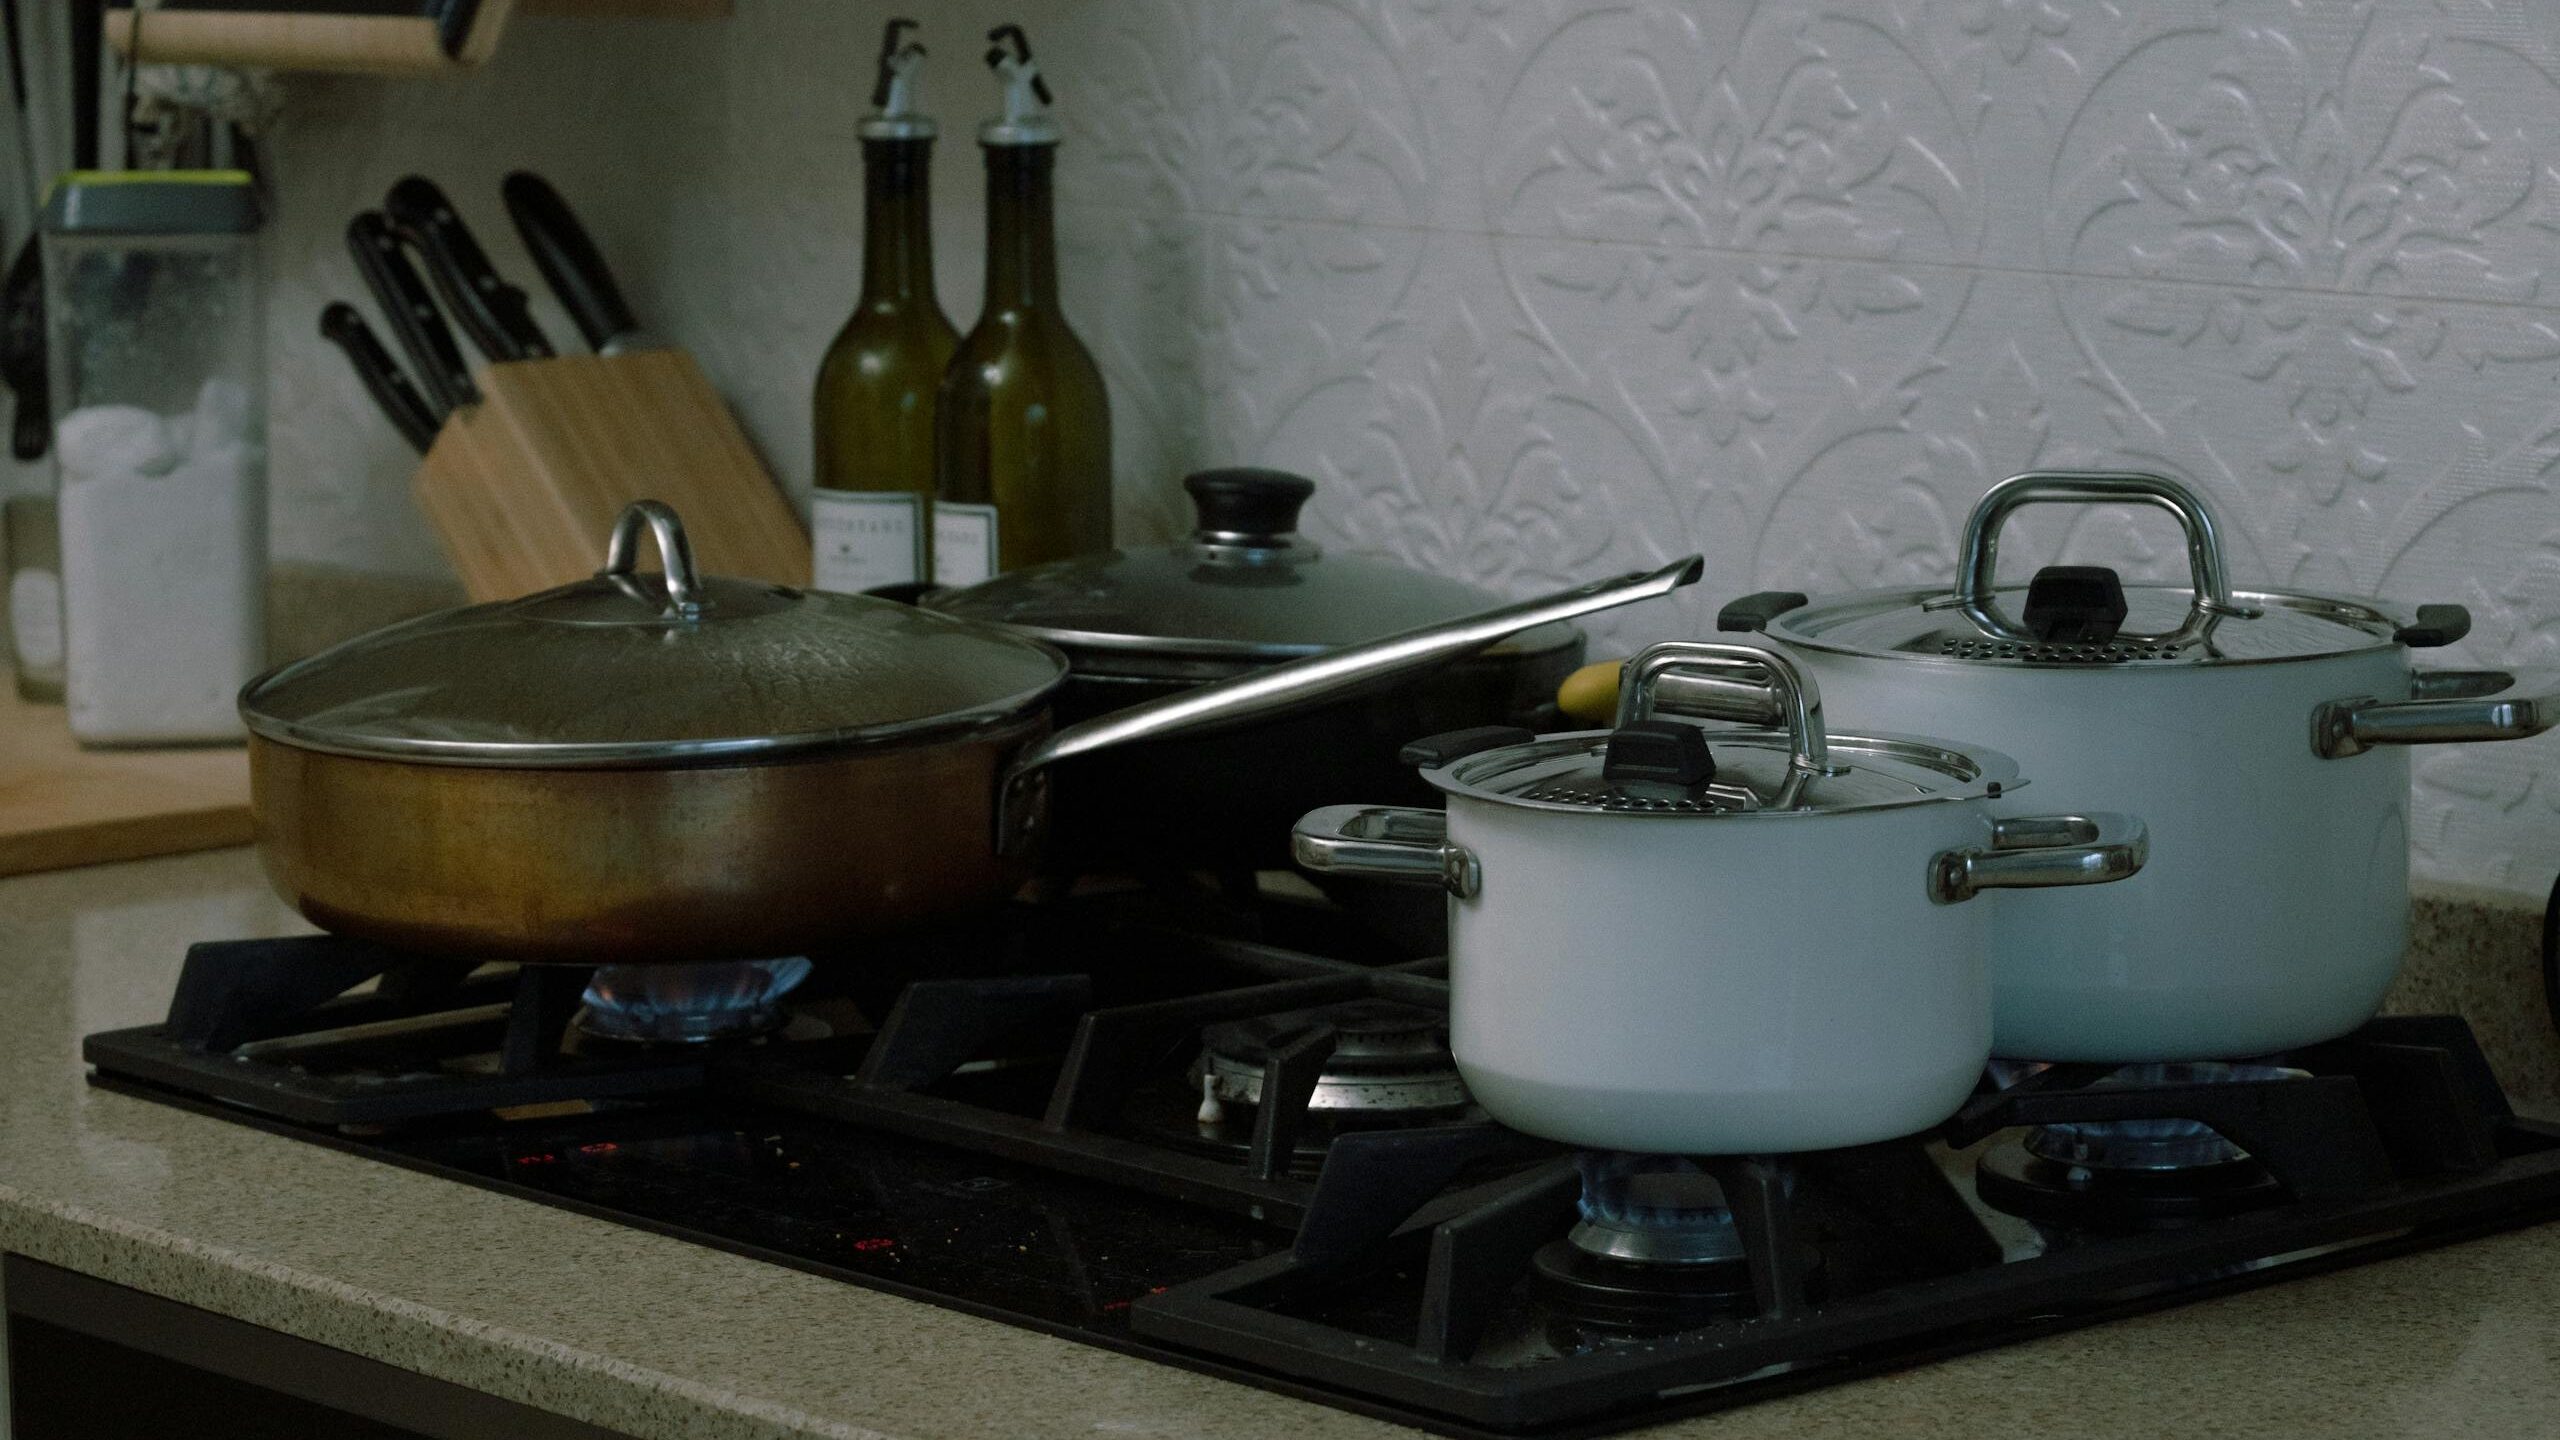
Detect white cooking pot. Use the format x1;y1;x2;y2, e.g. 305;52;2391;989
1716;471;2560;1063
1292;641;2148;1156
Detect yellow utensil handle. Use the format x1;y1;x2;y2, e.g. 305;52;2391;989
1557;659;1625;726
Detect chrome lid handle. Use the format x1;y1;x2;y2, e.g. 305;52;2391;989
600;500;707;618
1616;640;1830;776
1947;472;2255;643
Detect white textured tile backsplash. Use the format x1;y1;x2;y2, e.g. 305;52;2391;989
259;0;2560;893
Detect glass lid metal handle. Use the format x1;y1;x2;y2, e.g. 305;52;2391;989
598;500;708;619
1939;472;2258;644
1615;640;1831;776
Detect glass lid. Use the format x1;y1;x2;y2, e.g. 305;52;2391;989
921;468;1580;673
1752;470;2454;669
1418;639;2017;817
241;503;1066;767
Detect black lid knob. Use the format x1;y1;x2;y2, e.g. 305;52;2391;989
1400;726;1536;769
1186;468;1316;543
1603;721;1716;787
2021;566;2128;644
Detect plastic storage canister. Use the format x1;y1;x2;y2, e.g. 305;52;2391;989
41;172;266;744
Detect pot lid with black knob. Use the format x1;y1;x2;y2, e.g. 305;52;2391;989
921;467;1583;679
1728;471;2473;669
1405;720;2020;818
1749;576;2449;670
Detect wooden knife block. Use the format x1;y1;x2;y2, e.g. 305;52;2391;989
413;349;809;601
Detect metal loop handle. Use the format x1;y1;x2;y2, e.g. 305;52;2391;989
1929;811;2149;905
1615;640;1831;775
1290;805;1480;898
1945;471;2254;643
2312;666;2560;758
599;500;707;618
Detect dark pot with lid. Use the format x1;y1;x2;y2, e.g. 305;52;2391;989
923;468;1589;879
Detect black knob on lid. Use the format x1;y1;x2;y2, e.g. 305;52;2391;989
1603;721;1716;787
1400;726;1536;769
2395;604;2472;649
1186;468;1316;543
2021;566;2128;644
1717;590;1810;633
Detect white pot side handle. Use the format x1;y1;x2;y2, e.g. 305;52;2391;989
1929;812;2149;906
2312;667;2560;759
1292;805;1481;899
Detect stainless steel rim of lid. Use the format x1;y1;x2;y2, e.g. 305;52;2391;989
1765;584;2426;671
237;667;1067;769
1423;726;2024;818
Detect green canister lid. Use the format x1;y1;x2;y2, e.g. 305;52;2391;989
42;171;261;236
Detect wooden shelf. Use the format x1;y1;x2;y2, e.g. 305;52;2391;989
105;0;728;77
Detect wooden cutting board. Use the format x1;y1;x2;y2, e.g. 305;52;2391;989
0;692;253;877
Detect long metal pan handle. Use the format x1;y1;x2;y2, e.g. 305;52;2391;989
1938;471;2258;644
2313;667;2560;758
995;554;1706;852
1929;812;2148;905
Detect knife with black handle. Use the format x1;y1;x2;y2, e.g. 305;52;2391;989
383;174;554;363
500;170;661;354
320;302;439;455
345;211;478;413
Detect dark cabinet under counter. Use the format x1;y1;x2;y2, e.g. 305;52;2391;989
2;1255;634;1440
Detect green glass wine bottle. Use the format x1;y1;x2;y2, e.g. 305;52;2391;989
933;23;1111;584
811;18;959;593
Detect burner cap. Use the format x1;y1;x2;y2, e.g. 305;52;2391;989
1977;1136;2284;1229
1530;1239;1762;1334
1569;1153;1746;1265
1199;999;1467;1114
579;958;813;1044
2022;1061;2310;1171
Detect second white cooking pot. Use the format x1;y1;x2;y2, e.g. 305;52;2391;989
1720;471;2560;1062
1293;641;2148;1156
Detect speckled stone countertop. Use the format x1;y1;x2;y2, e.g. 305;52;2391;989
5;848;2560;1439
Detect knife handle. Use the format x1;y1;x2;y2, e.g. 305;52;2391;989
346;212;478;412
384;175;555;363
501;171;639;354
320;302;439;455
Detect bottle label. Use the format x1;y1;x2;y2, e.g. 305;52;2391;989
10;567;62;669
811;489;923;593
934;502;1000;586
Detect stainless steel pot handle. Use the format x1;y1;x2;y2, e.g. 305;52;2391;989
1929;812;2148;905
1615;640;1831;776
995;554;1706;853
1290;805;1480;898
1939;471;2258;644
598;499;707;618
2312;668;2560;758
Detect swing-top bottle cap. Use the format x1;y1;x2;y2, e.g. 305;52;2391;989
858;17;937;141
978;24;1061;146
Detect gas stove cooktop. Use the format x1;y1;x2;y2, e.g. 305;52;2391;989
81;879;2560;1437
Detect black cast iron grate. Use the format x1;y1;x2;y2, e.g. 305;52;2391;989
75;907;2560;1439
